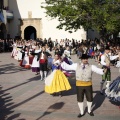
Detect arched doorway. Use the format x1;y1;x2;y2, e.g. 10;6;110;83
24;26;36;40
0;23;6;39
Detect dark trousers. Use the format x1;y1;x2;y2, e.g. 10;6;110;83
76;85;93;102
40;63;47;71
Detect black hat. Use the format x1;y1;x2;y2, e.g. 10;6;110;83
105;46;110;50
81;54;89;59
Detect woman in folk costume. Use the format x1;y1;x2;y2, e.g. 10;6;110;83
14;41;21;60
62;46;73;65
11;41;17;58
37;46;51;80
31;45;41;75
14;42;18;60
105;54;120;102
17;41;23;62
61;54;105;117
29;45;34;66
100;46;120;95
20;46;31;69
45;54;71;96
51;54;62;71
62;46;75;77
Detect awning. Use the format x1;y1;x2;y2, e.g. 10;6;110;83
0;12;4;22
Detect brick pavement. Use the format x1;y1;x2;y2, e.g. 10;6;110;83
0;53;120;120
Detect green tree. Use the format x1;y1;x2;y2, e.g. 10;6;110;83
42;0;120;38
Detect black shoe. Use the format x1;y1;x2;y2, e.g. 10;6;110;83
88;112;94;116
59;94;62;97
77;113;84;118
51;93;57;96
35;73;39;75
59;92;62;97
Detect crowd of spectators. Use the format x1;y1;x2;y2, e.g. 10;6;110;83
0;37;120;66
0;39;13;52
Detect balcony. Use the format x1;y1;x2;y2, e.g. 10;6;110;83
6;10;14;19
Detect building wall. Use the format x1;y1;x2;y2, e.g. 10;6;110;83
8;0;86;41
4;0;8;7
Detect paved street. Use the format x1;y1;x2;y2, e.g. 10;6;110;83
0;53;120;120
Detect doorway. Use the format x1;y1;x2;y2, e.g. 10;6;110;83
0;23;6;39
24;26;36;40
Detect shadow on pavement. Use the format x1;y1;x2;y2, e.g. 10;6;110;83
0;63;28;75
92;91;106;112
0;84;44;120
0;74;44;119
9;91;44;110
0;85;22;120
36;102;65;120
1;75;40;92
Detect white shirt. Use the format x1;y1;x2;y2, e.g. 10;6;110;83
101;53;119;66
61;61;104;75
53;59;61;65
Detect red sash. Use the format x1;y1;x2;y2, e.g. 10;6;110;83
40;59;46;63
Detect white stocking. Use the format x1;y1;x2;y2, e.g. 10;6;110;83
40;71;43;80
106;81;110;88
44;71;47;78
87;101;92;113
78;102;84;115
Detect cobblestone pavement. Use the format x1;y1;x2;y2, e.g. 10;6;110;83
0;53;120;120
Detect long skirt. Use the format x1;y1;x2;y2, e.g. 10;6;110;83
20;56;31;69
105;76;120;102
18;50;22;61
45;70;71;94
11;48;17;58
31;57;40;72
29;56;34;65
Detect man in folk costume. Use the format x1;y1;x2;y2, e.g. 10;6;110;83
100;46;120;94
61;54;105;117
37;46;51;80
